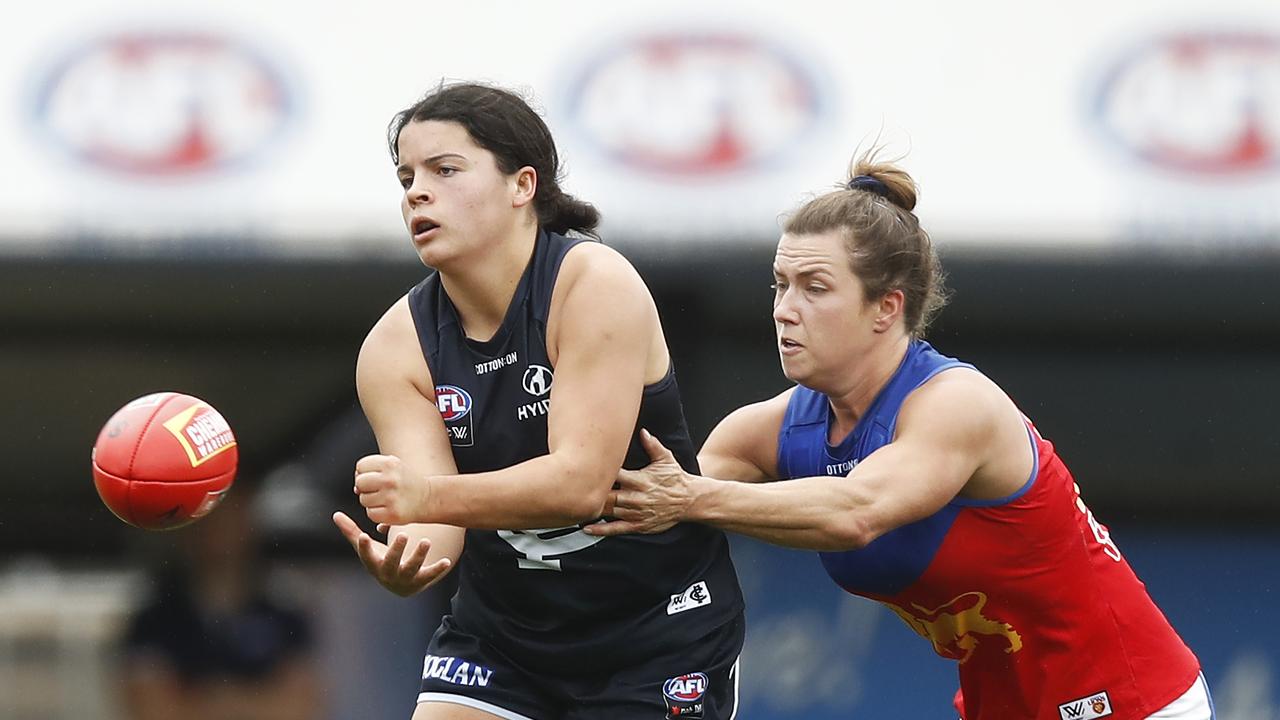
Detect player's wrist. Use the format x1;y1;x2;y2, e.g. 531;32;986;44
416;474;438;523
683;474;716;524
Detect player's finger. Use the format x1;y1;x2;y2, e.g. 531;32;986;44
354;454;391;474
376;523;391;535
583;520;642;537
332;512;363;546
415;557;452;585
400;538;431;576
381;531;409;570
354;471;386;494
355;532;383;574
639;428;675;462
609;506;646;522
616;469;644;489
357;489;385;508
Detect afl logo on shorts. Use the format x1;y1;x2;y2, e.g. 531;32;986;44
1090;29;1280;174
434;385;472;421
561;30;826;175
663;672;708;719
29;29;296;175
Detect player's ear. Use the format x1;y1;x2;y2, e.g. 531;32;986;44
512;166;537;209
873;289;905;333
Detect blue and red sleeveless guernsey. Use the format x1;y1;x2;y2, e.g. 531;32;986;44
776;340;1199;720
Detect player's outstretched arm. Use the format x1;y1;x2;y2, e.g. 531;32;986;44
592;371;1003;550
340;296;465;596
587;389;789;536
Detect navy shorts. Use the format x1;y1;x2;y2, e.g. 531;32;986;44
417;614;744;719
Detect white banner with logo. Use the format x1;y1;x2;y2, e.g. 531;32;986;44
2;0;1278;257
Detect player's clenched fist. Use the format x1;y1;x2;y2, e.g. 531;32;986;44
354;454;430;525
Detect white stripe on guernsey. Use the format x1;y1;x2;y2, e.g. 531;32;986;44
416;692;536;720
728;656;741;720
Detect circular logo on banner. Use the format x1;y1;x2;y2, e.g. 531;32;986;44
1091;29;1280;175
562;30;826;175
30;29;296;175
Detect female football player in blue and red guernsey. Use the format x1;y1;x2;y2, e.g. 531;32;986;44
588;151;1210;720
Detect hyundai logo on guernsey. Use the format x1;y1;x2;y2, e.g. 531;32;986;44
562;30;825;175
1091;30;1280;174
517;365;553;421
434;385;474;447
522;365;553;396
30;30;295;175
662;672;709;719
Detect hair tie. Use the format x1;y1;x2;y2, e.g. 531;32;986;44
847;174;889;197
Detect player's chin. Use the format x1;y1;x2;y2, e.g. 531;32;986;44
412;237;452;270
778;356;809;383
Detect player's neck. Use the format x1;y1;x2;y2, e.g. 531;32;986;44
440;222;538;342
825;334;911;438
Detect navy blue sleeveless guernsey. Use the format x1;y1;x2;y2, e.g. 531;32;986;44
407;230;743;674
777;339;974;595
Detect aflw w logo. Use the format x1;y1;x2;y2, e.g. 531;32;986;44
1058;690;1112;720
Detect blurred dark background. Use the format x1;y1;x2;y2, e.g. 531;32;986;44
5;247;1277;558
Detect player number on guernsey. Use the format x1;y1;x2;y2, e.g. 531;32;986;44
497;523;606;570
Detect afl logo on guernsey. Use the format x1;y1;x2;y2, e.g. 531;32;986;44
434;385;472;420
1090;29;1280;174
434;385;474;447
663;672;708;718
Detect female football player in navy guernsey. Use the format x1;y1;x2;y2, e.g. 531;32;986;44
587;152;1211;719
330;82;745;720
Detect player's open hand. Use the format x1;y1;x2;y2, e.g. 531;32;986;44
354;453;429;525
332;511;451;597
586;429;691;537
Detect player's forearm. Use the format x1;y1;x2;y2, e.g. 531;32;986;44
426;454;609;529
684;475;872;551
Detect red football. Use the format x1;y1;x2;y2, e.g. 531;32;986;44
92;392;237;530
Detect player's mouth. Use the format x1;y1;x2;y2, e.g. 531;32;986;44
779;337;803;355
411;217;440;244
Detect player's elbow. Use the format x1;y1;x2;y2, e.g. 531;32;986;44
565;482;611;523
557;467;613;523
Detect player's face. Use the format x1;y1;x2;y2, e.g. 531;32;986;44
771;231;880;390
395;120;527;270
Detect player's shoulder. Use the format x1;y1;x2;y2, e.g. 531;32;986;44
902;366;1010;435
912;366;1004;409
559;239;645;290
357;295;425;386
361;294;416;355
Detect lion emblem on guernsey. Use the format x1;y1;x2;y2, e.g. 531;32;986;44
885;591;1023;664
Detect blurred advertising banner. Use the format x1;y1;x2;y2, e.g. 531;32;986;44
2;0;1279;258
